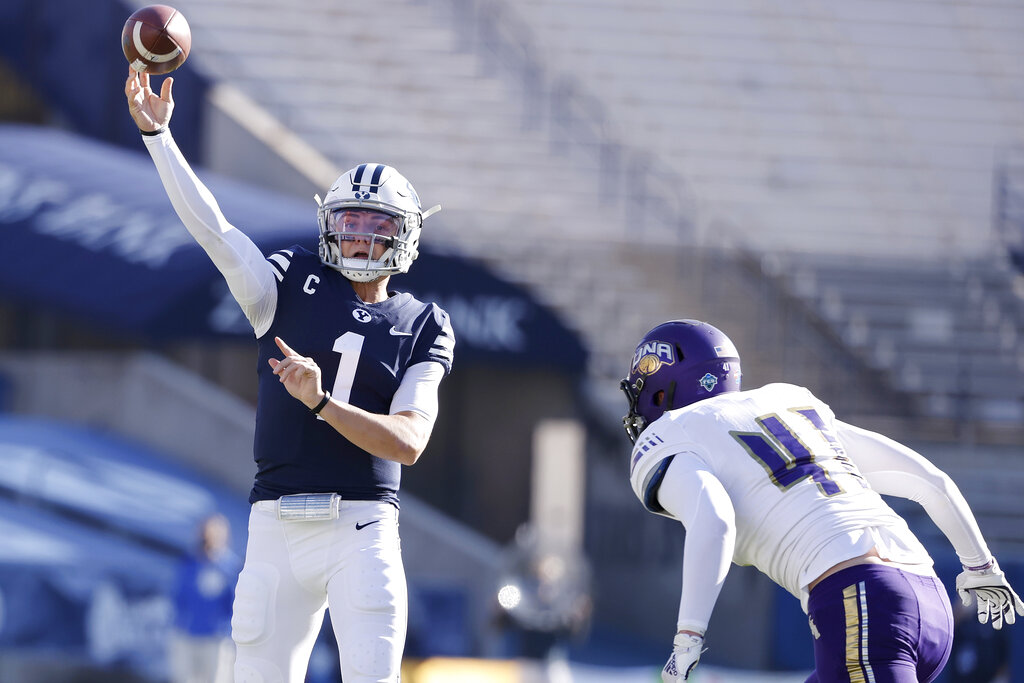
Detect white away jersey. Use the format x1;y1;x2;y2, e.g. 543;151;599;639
629;383;932;598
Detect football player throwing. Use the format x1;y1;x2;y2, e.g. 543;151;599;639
127;69;454;683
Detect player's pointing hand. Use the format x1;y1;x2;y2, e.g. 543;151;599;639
269;337;326;410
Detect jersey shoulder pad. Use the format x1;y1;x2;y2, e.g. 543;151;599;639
760;382;835;420
628;418;692;517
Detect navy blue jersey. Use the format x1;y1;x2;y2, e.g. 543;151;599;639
250;246;454;505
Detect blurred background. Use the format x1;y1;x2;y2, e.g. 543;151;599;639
1;0;1023;681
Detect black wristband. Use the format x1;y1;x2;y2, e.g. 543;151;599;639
140;126;167;136
310;391;331;415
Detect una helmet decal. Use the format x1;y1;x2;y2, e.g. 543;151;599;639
631;340;677;376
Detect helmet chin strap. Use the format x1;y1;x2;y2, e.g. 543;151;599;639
665;381;677;412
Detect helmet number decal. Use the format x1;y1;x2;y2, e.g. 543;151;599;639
729;408;865;497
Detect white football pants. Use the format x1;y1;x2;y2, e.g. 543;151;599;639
231;499;407;683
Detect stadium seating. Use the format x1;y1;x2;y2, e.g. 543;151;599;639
777;252;1024;424
513;0;1023;256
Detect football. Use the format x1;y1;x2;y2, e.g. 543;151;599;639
122;5;191;75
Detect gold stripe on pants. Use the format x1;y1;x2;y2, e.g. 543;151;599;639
843;581;875;683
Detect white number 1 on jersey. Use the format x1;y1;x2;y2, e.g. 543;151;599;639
331;332;364;404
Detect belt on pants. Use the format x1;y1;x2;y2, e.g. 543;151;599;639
254;493;383;521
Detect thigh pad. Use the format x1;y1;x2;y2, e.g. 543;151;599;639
231;562;278;646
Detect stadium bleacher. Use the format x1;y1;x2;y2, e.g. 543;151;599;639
776;252;1024;425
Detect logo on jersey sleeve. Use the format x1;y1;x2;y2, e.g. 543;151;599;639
631;340;676;376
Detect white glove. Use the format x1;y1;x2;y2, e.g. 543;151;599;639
662;633;704;682
955;559;1024;630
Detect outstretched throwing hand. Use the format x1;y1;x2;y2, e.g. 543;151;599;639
125;67;173;132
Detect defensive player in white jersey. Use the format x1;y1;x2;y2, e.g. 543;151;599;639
126;70;454;683
620;320;1023;683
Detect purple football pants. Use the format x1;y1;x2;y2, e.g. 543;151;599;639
804;564;953;683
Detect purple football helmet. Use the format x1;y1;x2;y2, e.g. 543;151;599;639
621;319;742;442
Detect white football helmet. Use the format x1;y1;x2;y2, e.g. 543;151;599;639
316;163;441;282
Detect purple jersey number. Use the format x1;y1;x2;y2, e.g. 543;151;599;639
730;408;844;496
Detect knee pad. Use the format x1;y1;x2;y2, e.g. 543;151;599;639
332;563;406;681
343;626;403;683
349;558;405;614
231;562;278;646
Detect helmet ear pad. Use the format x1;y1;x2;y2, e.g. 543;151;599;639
648;381;675;413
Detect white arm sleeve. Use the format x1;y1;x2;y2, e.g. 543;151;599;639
142;130;278;336
389;362;445;425
836;420;991;567
656;454;737;635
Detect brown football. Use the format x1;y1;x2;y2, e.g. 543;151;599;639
122;5;191;75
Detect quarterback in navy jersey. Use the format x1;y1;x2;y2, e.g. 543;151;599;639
127;69;453;683
253;245;452;505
